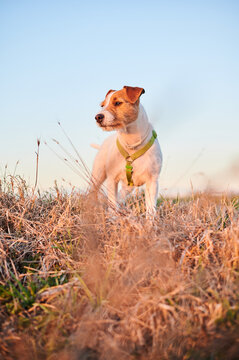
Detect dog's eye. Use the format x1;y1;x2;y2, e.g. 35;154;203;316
114;101;122;106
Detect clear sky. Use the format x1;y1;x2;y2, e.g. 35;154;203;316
0;0;239;195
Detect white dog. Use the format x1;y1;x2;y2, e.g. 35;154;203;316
92;86;162;214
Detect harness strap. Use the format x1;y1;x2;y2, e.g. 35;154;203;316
116;130;157;186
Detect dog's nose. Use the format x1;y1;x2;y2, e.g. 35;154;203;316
95;113;104;123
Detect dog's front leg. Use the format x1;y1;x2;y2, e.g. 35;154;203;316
145;179;158;215
107;179;118;208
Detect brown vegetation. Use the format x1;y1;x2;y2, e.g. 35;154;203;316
0;176;239;359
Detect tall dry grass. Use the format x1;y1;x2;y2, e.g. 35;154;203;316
0;175;239;359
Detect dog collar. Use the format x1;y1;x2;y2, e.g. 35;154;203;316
116;130;157;186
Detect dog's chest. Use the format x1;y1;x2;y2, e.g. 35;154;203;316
106;146;159;187
116;159;147;186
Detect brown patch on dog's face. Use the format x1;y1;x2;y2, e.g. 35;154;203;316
95;86;145;131
105;89;139;124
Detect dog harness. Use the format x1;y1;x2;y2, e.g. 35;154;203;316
116;130;157;186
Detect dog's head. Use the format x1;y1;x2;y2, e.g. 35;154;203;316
95;86;145;131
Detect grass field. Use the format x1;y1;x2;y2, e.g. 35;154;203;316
0;175;239;359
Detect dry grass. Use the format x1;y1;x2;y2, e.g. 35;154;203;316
0;175;239;359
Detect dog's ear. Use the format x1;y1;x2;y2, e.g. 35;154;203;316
105;89;116;97
123;86;145;103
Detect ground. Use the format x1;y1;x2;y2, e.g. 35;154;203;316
0;177;239;359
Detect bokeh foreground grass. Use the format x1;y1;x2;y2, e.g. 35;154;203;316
0;176;239;359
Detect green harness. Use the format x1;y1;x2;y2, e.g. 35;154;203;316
116;130;157;186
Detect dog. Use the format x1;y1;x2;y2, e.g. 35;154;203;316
91;86;162;214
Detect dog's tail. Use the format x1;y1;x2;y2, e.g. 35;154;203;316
90;143;101;150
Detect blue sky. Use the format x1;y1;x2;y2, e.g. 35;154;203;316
0;0;239;195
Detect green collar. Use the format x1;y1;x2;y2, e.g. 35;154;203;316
116;130;157;186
